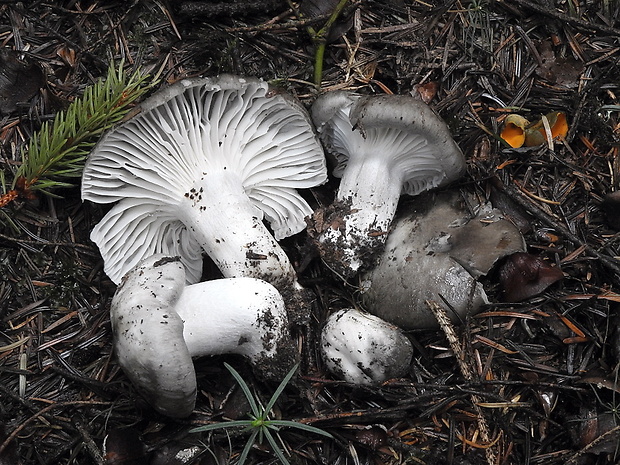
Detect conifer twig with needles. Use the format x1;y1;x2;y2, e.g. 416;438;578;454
0;62;155;208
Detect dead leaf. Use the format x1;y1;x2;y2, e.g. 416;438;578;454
536;40;584;88
498;252;564;302
412;81;438;104
0;425;21;465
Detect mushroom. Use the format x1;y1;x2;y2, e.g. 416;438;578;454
307;91;466;278
111;254;296;418
361;191;525;329
320;308;413;385
81;75;327;320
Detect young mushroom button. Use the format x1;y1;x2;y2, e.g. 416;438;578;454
320;308;413;385
111;254;296;418
308;91;466;278
82;75;327;322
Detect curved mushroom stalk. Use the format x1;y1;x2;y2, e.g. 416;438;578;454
309;91;465;278
83;75;327;323
111;254;297;418
320;308;413;385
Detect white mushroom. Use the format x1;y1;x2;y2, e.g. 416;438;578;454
320;308;413;385
309;91;465;277
82;75;327;309
111;254;296;418
361;192;526;329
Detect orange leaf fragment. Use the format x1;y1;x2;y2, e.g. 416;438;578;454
500;112;568;148
524;111;568;146
500;114;529;148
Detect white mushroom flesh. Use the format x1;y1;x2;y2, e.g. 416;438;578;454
111;254;295;418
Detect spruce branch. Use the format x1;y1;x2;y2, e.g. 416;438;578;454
8;62;155;201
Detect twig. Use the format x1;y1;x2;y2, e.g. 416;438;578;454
0;400;112;456
0;232;96;250
224;14;336;33
426;300;502;465
564;425;620;465
73;416;104;465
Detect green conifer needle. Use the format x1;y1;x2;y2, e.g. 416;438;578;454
13;62;155;197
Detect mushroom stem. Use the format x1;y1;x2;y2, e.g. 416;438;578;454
309;91;465;279
326;156;404;271
82;75;328;306
178;171;298;292
176;277;292;364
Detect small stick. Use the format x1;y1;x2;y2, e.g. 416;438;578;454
510;0;620;37
73;417;104;465
564;425;620;465
426;300;503;465
0;401;112;456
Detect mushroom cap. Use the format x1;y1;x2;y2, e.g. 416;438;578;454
362;191;525;329
311;91;465;195
111;254;196;418
320;308;413;385
82;75;327;284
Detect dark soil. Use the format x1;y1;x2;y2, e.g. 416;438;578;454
1;1;620;464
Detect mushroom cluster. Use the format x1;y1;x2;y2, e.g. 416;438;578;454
84;75;526;410
83;75;327;416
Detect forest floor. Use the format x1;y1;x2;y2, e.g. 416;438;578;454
1;1;620;464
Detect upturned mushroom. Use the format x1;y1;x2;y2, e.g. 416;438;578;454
308;91;466;277
320;308;413;385
111;254;296;418
361;192;525;329
82;75;327;320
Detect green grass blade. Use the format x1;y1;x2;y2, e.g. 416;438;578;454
224;363;261;419
264;429;291;465
189;420;251;433
264;363;298;416
268;420;333;438
237;428;259;465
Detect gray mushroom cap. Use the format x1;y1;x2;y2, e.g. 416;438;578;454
361;191;526;329
312;91;466;196
82;75;327;286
